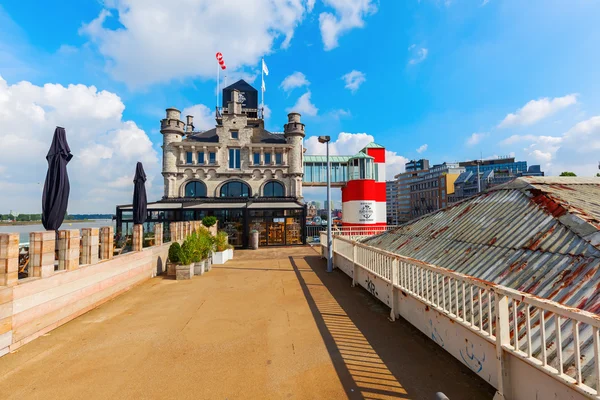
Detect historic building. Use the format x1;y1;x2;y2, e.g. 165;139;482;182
409;162;464;218
116;80;307;248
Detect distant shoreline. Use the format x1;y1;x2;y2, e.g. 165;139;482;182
0;219;97;226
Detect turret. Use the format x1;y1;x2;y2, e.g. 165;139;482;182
284;113;306;198
186;115;194;133
160;107;185;198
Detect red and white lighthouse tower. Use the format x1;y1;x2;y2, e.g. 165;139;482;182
341;143;387;228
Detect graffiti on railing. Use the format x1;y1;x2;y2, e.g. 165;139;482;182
365;277;378;297
459;339;486;373
429;319;445;348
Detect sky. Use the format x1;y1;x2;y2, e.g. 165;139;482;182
1;0;600;213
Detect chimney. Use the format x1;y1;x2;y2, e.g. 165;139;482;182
228;89;242;115
186;115;194;133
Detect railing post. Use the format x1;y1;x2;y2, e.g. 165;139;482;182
494;291;511;400
154;223;163;246
29;231;55;278
99;226;114;260
389;258;398;322
132;224;143;252
352;242;358;287
58;229;80;270
0;233;19;286
80;228;99;265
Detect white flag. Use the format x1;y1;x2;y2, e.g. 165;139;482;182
262;59;269;75
261;78;266;92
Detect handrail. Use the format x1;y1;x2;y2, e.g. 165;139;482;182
327;235;600;398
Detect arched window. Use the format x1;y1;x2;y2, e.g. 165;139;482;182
185;181;207;198
220;181;251;197
264;181;285;197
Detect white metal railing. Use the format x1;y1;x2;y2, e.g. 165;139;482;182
319;225;401;241
328;235;600;399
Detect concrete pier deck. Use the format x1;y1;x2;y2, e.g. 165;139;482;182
0;247;495;399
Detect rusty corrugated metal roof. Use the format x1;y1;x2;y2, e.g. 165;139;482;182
364;177;600;313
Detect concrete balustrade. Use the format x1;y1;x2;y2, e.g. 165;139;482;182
0;221;202;357
0;233;19;286
58;230;80;271
132;224;143;252
154;223;163;246
29;231;55;278
80;228;99;265
99;226;114;260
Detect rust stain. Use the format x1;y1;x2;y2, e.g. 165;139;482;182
530;189;567;218
525;225;557;251
425;305;430;312
431;226;449;239
488;237;497;245
453;204;474;221
395;239;411;250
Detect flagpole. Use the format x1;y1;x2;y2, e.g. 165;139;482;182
261;58;265;118
216;63;220;111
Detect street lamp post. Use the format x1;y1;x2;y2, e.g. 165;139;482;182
318;135;333;273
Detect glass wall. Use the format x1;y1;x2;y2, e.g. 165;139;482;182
249;209;303;246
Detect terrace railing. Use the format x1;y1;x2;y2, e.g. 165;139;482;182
325;235;600;400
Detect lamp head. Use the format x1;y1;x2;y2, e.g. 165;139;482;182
318;135;331;144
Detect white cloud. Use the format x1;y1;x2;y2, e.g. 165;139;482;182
416;144;428;153
498;94;578;128
408;44;428;65
342;70;366;93
304;132;408;180
499;115;600;176
466;132;487;147
482;0;491;5
80;0;312;87
262;104;272;119
319;0;377;51
287;91;318;116
280;71;310;92
0;76;159;213
182;104;215;131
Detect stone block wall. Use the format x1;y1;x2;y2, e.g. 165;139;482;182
132;224;143;252
58;230;80;271
29;231;55;278
0;233;19;286
99;227;114;260
80;228;99;265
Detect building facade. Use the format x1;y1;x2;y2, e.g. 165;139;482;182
459;157;527;175
405;159;430;172
392;159;430;224
386;180;400;225
117;80;307;248
409;163;464;219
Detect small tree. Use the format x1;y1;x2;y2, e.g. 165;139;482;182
320;214;328;221
559;171;577;177
596;173;600;177
168;242;182;264
202;216;217;228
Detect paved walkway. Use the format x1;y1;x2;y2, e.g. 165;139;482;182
0;247;495;399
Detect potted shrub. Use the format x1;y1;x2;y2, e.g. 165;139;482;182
198;228;215;271
186;232;205;276
213;231;233;264
167;242;181;276
202;216;218;236
175;240;194;280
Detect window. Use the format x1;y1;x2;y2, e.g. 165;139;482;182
264;152;271;164
198;152;205;164
253;152;260;165
229;148;241;168
184;181;207;198
186;152;193;164
275;153;282;165
264;181;285;197
220;181;250;197
231;131;239;139
209;152;216;164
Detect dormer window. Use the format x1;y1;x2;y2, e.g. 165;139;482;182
231;131;239;139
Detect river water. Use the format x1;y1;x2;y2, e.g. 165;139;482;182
0;220;115;244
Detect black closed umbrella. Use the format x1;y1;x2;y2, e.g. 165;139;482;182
133;162;147;225
42;127;73;231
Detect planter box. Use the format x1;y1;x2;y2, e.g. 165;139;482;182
176;263;193;280
166;262;177;276
194;260;206;276
228;248;234;260
212;250;229;264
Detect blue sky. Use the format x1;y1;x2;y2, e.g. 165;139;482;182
1;0;600;213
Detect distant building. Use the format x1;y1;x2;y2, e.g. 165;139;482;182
523;165;545;177
386;180;401;225
405;159;430;172
459;157;527;175
394;160;430;224
410;163;465;218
